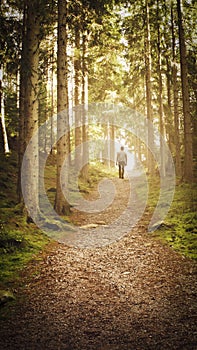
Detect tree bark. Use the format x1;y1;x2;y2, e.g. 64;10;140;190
0;65;10;154
109;121;115;167
171;3;182;178
177;0;193;181
54;0;70;215
144;0;154;175
156;0;165;178
50;46;55;155
74;23;82;168
17;1;27;202
81;30;89;180
21;0;40;221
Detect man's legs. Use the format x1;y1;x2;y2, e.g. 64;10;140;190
119;164;124;178
122;165;124;179
119;165;122;178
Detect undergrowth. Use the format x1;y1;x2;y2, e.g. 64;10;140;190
0;154;117;290
0;209;51;289
0;152;51;290
147;179;197;260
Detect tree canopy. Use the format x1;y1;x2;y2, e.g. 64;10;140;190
0;0;196;211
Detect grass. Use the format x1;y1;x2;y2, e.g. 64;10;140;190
0;208;51;289
0;152;52;291
147;178;197;260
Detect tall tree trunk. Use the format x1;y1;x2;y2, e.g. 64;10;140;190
136;132;142;164
42;49;49;154
81;30;89;180
165;57;174;155
192;83;197;166
21;0;40;221
74;25;82;168
110;121;115;167
171;3;182;178
17;1;27;202
177;0;193;181
144;0;154;175
50;46;55;155
0;65;9;154
54;0;70;215
103;122;110;167
156;0;165;178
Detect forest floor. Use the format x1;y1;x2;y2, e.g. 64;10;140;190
0;175;197;350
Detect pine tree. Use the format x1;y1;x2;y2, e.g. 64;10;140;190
54;0;70;215
21;0;40;221
177;0;193;181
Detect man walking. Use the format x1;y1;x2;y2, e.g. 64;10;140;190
116;146;127;179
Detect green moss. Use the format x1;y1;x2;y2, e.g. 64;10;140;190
148;180;197;260
0;209;51;288
0;153;18;208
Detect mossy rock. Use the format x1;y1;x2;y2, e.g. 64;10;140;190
0;290;15;306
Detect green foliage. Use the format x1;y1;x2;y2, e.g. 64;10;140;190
88;7;126;104
0;152;51;290
0;220;26;254
4;90;18;137
0;209;50;288
149;180;197;260
0;152;17;207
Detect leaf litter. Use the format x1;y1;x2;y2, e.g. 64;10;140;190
0;177;196;349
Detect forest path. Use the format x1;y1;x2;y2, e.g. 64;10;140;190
0;175;197;349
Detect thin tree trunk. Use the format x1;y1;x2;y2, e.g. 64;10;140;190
54;0;70;215
17;1;27;202
43;52;49;154
103;122;110;167
81;30;89;180
144;0;154;175
110;121;115;167
177;0;193;181
171;3;182;178
74;25;82;168
165;58;174;155
22;0;40;221
136;131;142;164
157;0;165;178
109;111;115;167
0;66;9;154
50;46;54;154
19;0;40;221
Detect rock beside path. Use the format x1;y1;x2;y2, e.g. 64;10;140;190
0;290;15;306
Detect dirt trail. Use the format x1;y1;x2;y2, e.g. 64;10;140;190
0;177;196;349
